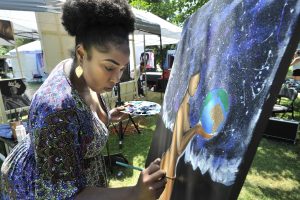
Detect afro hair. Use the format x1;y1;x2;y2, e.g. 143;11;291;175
62;0;135;37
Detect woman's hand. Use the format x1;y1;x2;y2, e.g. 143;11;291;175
109;106;128;122
134;158;167;200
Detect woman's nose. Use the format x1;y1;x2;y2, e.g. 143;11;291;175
110;71;122;84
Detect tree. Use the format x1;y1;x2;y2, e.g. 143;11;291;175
129;0;209;66
0;38;34;56
171;0;209;25
129;0;209;26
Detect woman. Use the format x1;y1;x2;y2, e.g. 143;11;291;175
0;0;166;199
137;61;145;97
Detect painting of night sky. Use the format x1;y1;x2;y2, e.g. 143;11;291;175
146;0;300;200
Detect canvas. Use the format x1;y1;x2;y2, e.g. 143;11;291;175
0;19;14;46
146;0;300;199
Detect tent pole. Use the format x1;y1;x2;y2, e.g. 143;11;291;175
160;34;163;100
11;23;24;78
55;14;66;61
131;33;139;98
15;46;24;78
143;34;147;97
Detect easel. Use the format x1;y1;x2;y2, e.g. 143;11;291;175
105;82;140;174
112;82;140;149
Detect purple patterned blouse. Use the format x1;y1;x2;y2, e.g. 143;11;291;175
1;59;109;199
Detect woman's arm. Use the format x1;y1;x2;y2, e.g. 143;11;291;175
291;56;300;66
76;158;167;200
75;186;136;200
109;106;128;122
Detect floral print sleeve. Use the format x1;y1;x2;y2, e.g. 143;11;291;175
33;108;85;199
1;59;108;200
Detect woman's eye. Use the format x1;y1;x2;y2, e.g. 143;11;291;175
105;66;113;71
120;67;126;72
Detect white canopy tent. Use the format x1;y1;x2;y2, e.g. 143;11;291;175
0;1;182;69
0;1;182;101
130;8;182;70
0;0;62;13
32;8;182;72
0;10;39;42
0;10;40;80
7;40;45;81
132;8;182;46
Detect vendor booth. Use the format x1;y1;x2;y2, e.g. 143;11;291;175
0;1;182;120
0;1;182;100
32;6;181;103
7;40;45;82
0;19;31;124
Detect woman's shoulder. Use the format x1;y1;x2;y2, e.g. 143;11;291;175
30;59;77;114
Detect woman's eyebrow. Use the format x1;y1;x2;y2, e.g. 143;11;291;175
104;59;120;65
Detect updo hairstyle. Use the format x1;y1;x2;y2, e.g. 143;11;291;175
62;0;135;59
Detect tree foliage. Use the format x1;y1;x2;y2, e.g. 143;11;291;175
0;38;34;56
129;0;209;26
129;0;209;65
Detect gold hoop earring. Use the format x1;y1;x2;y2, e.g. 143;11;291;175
75;65;83;78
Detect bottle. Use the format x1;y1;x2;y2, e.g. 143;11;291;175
15;124;26;142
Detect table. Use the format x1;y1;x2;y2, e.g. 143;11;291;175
0;122;27;158
113;101;161;149
0;128;17;161
142;71;162;88
0;136;17;156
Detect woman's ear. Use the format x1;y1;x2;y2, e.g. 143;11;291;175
76;44;85;65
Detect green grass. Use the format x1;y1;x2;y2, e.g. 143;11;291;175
97;91;163;187
239;139;300;200
104;115;158;187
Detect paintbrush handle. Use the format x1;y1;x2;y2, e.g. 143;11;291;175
115;161;176;180
116;161;144;171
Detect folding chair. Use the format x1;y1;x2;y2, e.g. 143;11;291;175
272;86;298;119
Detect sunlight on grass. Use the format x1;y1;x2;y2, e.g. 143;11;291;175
108;155;146;188
239;139;300;200
246;171;299;190
107;114;159;188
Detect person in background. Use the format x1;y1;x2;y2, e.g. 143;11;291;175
130;61;145;97
291;49;300;81
137;61;145;97
0;0;166;199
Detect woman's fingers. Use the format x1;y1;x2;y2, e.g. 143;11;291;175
148;169;166;182
148;158;167;196
137;158;167;199
117;106;125;111
146;158;161;175
150;176;167;199
150;176;167;190
145;173;167;199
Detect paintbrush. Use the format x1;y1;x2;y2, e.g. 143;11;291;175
115;161;176;180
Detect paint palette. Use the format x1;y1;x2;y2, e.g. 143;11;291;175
123;101;161;116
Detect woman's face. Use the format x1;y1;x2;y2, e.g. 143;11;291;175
80;45;129;93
